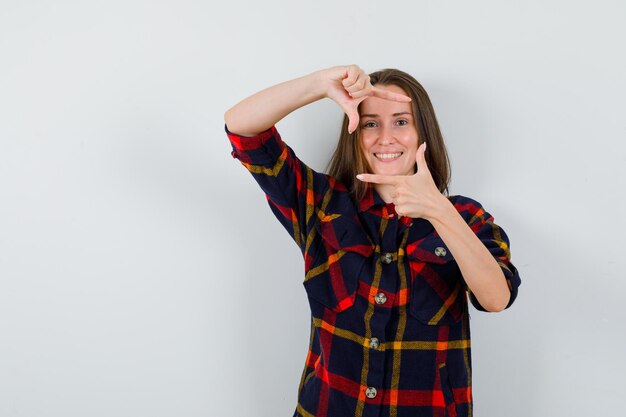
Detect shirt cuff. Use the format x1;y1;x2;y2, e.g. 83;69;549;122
225;124;286;165
468;260;521;312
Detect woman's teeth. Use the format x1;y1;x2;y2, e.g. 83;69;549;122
375;152;402;161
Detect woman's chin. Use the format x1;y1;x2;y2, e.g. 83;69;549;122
372;168;406;177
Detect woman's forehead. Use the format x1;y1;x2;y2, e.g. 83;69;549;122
360;100;412;117
359;84;412;115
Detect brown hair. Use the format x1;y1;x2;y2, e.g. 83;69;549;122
326;68;451;203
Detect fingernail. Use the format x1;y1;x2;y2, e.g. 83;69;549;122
356;174;363;180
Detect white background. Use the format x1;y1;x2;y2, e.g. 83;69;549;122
1;1;625;416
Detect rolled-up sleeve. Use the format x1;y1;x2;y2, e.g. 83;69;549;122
225;125;330;253
227;125;285;167
452;195;522;312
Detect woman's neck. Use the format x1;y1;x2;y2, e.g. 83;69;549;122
375;184;395;204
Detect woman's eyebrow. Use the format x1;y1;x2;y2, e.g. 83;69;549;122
361;112;412;118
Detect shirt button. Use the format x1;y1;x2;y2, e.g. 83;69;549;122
365;387;377;399
375;292;387;305
434;246;447;257
369;337;380;349
381;252;393;264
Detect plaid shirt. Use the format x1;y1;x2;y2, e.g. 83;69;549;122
226;125;521;417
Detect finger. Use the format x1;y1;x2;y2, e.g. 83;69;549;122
347;109;360;134
348;88;373;99
344;97;367;133
342;71;364;88
371;86;412;102
344;74;368;94
355;173;401;185
346;83;370;97
342;65;362;89
415;142;430;174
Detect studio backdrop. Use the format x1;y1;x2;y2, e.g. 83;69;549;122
1;1;624;416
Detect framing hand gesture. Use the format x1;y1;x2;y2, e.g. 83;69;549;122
357;143;445;220
325;65;412;133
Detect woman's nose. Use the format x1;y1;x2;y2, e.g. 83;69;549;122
379;128;395;145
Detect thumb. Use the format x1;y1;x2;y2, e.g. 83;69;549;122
346;97;366;134
415;142;428;174
347;109;360;134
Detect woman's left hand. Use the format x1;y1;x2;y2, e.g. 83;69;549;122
356;143;448;220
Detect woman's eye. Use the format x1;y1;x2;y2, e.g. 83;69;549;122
396;119;408;126
363;121;377;128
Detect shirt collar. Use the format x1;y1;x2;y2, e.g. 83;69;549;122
358;183;379;213
358;183;413;227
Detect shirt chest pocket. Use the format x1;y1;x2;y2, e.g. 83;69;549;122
406;236;467;325
303;214;374;313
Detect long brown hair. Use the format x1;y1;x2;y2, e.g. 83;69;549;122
326;68;451;203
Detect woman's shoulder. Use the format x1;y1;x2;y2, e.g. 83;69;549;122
446;194;484;209
446;194;491;224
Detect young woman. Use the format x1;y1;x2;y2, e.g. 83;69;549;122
224;65;521;417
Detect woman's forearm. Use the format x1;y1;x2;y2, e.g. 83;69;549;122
224;69;328;137
225;65;411;137
429;198;511;312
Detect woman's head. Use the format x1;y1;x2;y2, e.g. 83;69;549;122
327;68;451;202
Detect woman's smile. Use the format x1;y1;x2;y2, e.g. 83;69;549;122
374;151;404;161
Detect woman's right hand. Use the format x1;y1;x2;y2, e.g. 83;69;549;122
321;65;412;133
224;64;411;138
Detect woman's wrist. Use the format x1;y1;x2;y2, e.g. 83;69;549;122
310;66;340;100
426;194;457;226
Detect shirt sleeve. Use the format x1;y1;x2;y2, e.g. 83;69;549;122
451;195;522;312
226;124;330;254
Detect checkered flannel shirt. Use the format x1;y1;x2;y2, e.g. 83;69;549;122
226;125;521;417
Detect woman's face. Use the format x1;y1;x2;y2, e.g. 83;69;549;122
358;84;419;177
